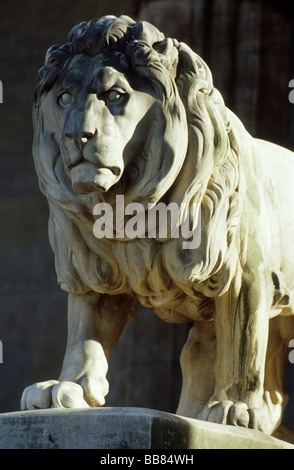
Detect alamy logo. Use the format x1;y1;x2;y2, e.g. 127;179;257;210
93;195;201;249
0;80;2;103
289;340;294;363
289;79;294;103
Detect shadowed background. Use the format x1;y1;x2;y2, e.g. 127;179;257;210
1;0;294;427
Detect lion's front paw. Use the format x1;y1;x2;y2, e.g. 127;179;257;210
21;380;59;410
20;379;104;410
201;400;260;429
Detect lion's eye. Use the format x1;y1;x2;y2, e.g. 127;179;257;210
106;89;124;103
58;91;74;106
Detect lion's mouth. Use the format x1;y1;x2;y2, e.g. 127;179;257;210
94;166;121;191
69;161;122;194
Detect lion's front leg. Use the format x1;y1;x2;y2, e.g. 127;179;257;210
201;272;271;432
21;292;137;410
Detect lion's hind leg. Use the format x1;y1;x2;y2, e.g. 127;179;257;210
176;321;216;419
262;317;290;430
270;316;294;441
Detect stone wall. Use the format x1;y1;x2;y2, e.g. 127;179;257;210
1;0;294;427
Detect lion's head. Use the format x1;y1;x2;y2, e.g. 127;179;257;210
33;15;241;299
34;16;189;205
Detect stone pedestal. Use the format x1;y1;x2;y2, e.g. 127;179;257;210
0;407;293;449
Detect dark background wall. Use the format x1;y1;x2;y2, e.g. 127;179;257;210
1;0;294;426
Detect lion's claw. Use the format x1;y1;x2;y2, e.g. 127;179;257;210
20;379;101;410
51;381;90;408
20;380;59;410
201;400;258;429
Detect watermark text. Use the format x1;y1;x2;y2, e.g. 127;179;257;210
289;339;294;363
289;79;294;103
93;195;201;249
99;453;194;466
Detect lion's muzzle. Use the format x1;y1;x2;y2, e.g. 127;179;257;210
69;161;122;194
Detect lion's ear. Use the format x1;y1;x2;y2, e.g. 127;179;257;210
153;38;214;98
175;41;213;94
153;38;179;78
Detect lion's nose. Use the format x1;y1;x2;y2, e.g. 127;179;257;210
65;130;96;148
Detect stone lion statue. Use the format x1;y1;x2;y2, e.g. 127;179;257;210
21;15;294;437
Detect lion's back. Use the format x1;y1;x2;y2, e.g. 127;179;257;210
254;138;294;296
254;138;294;210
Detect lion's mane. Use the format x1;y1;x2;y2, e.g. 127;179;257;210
33;15;242;307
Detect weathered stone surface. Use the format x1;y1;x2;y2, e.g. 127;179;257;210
18;14;294;444
1;1;294;436
0;407;293;449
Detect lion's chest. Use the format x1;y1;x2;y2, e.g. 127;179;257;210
110;239;214;322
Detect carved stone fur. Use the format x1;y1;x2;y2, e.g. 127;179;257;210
21;16;294;438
